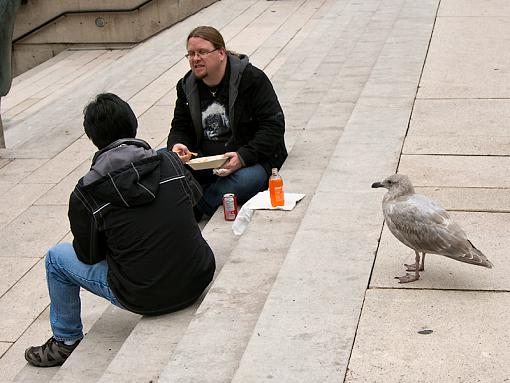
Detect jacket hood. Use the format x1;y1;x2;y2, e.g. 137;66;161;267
228;53;249;87
81;138;160;207
182;53;250;146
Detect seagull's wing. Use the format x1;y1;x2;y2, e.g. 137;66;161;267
383;194;471;258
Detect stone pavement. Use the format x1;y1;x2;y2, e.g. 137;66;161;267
1;0;509;382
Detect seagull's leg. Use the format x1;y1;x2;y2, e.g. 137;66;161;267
405;252;426;272
395;251;421;283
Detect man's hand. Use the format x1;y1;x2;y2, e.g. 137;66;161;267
215;152;243;177
172;143;192;163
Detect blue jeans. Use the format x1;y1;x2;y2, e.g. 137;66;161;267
45;243;122;342
193;164;268;216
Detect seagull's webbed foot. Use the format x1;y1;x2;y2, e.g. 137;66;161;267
404;263;424;272
404;253;425;273
394;272;420;283
396;252;422;283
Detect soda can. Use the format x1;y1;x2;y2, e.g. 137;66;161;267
223;193;238;221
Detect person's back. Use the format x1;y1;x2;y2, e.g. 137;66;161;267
25;93;215;367
71;139;215;314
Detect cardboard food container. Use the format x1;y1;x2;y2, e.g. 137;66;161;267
187;155;228;170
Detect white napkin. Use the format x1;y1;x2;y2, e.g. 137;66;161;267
244;190;306;211
232;191;306;235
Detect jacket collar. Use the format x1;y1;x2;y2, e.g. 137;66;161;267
91;138;151;165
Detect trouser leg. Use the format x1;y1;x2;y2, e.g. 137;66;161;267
194;164;268;216
45;243;84;342
45;243;121;342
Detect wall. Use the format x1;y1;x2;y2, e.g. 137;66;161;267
12;0;217;75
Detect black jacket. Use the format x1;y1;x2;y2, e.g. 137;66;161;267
68;138;215;315
167;53;287;175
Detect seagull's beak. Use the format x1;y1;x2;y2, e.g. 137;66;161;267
371;182;383;188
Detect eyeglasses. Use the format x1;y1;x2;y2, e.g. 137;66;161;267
185;48;219;59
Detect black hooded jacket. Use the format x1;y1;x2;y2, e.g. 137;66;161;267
68;138;215;315
167;53;287;175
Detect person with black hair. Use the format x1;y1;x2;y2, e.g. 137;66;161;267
24;93;215;367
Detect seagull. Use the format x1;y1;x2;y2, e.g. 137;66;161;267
371;174;493;283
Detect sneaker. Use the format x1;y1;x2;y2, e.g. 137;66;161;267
25;337;80;367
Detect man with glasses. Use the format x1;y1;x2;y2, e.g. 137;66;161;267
167;26;287;220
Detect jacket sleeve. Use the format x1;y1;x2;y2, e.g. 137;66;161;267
68;188;107;264
167;79;197;151
160;150;203;206
235;66;285;167
183;166;203;207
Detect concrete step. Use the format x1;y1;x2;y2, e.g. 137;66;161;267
95;210;239;383
4;50;121;114
6;290;110;383
4;50;128;136
0;2;270;376
4;1;240;155
91;1;342;381
0;0;340;379
0;1;253;375
154;0;401;380
231;1;440;381
47;307;141;383
0;0;263;380
0;246;66;383
0;0;434;382
92;1;323;382
0;1;280;381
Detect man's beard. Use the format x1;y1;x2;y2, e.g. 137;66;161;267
192;67;207;79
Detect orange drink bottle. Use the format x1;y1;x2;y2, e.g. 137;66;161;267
269;168;285;207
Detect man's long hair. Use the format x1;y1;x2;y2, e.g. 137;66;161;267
187;26;225;50
187;26;240;57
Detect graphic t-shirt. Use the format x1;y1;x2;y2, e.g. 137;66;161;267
197;65;231;155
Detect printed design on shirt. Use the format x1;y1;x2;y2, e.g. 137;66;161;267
202;102;230;141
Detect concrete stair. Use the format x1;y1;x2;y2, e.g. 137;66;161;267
160;1;438;382
1;0;440;382
4;49;129;136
